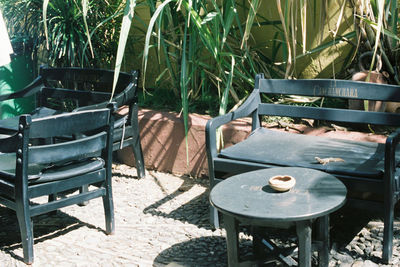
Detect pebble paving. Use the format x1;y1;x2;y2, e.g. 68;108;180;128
0;163;398;266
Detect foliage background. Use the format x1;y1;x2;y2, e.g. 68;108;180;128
0;0;127;68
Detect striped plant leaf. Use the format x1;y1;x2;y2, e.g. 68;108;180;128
81;0;94;58
111;0;136;100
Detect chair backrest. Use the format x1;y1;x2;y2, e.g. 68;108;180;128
0;106;114;168
254;74;400;127
38;66;139;110
40;66;133;93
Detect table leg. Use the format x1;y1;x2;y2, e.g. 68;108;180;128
296;220;312;267
223;214;240;267
317;215;330;267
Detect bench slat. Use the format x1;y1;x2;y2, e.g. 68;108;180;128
259;79;400;102
258;103;400;126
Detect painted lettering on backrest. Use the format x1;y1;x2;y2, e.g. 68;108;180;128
313;85;358;98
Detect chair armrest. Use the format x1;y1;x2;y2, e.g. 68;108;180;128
0;76;43;101
206;89;260;158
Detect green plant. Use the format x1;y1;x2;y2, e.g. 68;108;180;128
140;0;283;156
266;0;400;84
0;0;125;68
351;0;400;85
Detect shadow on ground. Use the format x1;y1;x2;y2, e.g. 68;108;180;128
153;235;259;267
152;194;400;266
143;173;212;230
0;205;104;262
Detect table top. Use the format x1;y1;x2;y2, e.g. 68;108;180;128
210;167;347;222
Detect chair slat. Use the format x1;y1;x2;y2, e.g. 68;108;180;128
41;87;110;99
41;67;131;92
29;132;107;164
29;109;109;138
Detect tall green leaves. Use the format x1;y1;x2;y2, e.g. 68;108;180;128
142;0;174;89
43;0;49;49
81;0;94;58
143;0;263;109
111;0;136;100
141;0;267;154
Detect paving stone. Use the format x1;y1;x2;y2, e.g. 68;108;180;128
362;260;380;267
351;260;364;267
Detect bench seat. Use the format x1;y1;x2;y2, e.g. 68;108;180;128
220;127;399;179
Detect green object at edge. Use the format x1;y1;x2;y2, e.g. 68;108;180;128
0;53;35;119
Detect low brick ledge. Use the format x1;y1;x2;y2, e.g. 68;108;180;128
117;108;387;178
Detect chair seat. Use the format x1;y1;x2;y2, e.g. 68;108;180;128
0;155;104;184
219;127;399;178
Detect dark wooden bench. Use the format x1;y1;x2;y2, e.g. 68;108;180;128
206;74;400;263
0;66;145;178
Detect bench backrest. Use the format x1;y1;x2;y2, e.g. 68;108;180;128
256;74;400;127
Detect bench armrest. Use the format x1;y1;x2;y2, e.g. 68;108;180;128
0;76;43;102
206;89;260;158
385;128;400;189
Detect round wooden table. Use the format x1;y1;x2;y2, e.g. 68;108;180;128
210;167;347;267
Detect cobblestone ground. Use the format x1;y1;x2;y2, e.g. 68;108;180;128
0;163;399;266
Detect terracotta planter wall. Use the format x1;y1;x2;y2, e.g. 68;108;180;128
117;109;252;177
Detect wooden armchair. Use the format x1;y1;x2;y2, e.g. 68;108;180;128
0;104;115;264
0;66;145;178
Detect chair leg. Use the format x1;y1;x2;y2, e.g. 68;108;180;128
78;185;89;206
210;205;220;229
130;103;145;178
131;139;145;178
209;170;220;229
382;199;394;263
102;184;115;235
16;202;34;264
47;194;58;215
